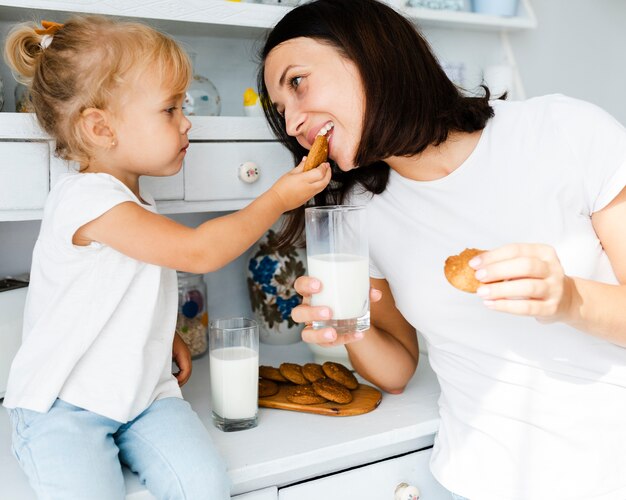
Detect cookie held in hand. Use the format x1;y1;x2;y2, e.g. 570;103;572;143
444;248;485;293
303;134;329;172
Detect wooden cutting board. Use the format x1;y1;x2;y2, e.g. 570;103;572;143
259;383;382;417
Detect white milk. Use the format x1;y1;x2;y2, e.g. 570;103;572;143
307;253;369;319
210;346;258;419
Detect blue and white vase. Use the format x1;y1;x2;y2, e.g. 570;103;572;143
247;229;306;345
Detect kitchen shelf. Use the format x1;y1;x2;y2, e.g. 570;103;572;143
404;0;537;31
0;113;277;141
0;0;536;32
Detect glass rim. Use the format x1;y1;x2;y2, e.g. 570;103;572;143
209;317;258;331
304;204;365;214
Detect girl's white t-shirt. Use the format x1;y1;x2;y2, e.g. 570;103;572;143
3;173;181;423
361;95;626;500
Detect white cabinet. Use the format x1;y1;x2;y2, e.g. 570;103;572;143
0;141;49;210
278;447;448;500
184;142;292;202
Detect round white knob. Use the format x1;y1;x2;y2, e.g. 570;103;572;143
394;482;421;500
238;161;260;183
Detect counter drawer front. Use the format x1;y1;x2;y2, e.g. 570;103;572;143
0;142;50;209
139;169;184;201
279;447;449;500
183;142;292;202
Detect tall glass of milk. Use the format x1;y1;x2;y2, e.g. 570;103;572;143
209;317;259;432
304;205;369;334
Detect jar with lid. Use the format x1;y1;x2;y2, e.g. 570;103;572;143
176;272;208;358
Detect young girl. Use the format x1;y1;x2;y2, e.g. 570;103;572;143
3;15;330;500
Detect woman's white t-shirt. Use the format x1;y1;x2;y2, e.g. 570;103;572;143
3;173;181;423
362;95;626;500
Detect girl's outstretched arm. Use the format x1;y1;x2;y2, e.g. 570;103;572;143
73;161;331;273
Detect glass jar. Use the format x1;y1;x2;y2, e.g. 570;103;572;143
14;83;34;113
176;272;208;358
183;53;221;116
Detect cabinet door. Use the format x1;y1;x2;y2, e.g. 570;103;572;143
278;447;449;500
0;142;49;210
183;143;293;202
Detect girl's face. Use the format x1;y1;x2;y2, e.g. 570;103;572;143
264;37;365;171
110;69;191;180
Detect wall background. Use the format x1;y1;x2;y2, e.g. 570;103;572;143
509;0;626;124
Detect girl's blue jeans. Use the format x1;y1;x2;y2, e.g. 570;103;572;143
9;397;230;499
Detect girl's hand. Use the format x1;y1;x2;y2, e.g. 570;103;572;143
470;243;574;322
269;159;332;212
291;275;383;346
172;333;192;386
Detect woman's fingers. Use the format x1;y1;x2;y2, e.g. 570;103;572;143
301;326;364;346
291;304;331;324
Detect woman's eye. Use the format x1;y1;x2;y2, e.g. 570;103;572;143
289;76;302;89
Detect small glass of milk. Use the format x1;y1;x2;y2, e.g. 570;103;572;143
209;317;259;431
304;205;370;335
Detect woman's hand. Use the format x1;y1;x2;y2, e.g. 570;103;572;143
291;275;383;345
470;243;574;322
172;333;192;386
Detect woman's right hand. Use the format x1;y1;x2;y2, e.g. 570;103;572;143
291;275;382;346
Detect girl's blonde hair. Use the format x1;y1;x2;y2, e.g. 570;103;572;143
4;15;192;165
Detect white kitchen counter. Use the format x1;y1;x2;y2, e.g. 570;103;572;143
0;343;441;498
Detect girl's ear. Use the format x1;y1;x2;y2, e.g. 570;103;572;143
80;108;115;148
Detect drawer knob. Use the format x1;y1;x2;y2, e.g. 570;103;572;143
238;161;260;183
395;482;421;500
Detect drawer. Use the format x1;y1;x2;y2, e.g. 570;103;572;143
139;169;184;201
278;447;449;500
183;142;293;202
0;141;50;209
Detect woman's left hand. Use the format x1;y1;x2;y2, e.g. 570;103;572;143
172;333;192;386
470;243;574;322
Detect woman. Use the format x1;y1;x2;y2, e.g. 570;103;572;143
258;1;626;499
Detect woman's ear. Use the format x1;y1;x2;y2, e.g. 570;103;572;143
80;108;115;148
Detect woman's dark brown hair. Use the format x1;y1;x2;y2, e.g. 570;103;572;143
257;0;496;249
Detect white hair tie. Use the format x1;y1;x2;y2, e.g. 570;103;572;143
40;34;53;50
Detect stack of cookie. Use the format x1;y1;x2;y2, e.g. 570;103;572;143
259;361;359;405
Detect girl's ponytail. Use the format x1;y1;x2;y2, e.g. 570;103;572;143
4;23;45;85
